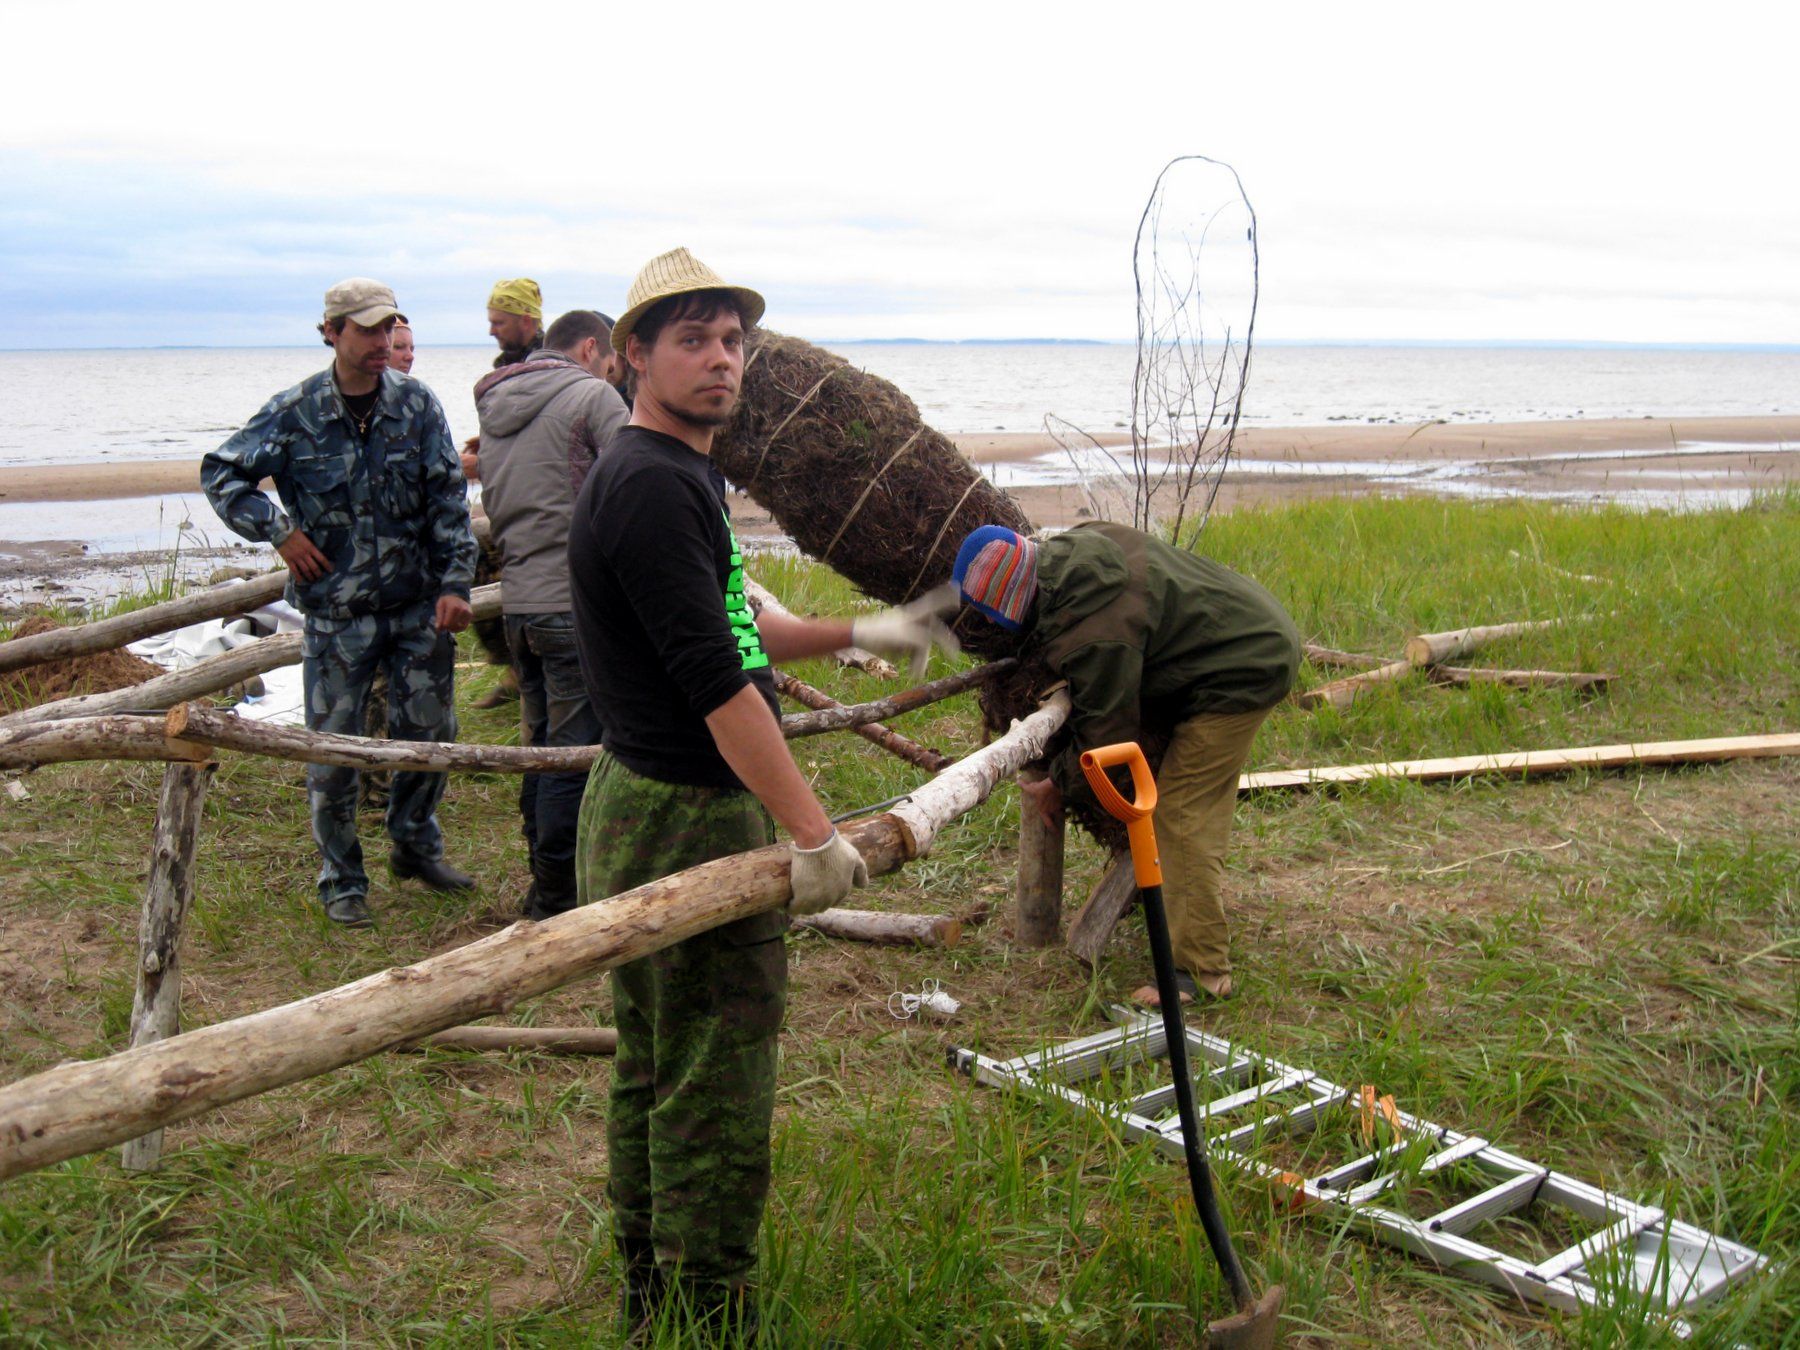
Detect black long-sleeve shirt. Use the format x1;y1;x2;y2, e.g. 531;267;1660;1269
568;427;777;788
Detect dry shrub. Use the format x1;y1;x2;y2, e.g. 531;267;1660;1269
0;615;162;709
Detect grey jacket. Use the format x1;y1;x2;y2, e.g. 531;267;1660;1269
474;352;628;613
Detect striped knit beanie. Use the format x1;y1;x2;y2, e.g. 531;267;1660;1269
952;526;1038;631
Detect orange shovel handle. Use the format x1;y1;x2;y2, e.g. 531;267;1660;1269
1079;742;1162;888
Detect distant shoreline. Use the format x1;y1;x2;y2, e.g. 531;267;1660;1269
4;339;1799;355
1;415;1794;506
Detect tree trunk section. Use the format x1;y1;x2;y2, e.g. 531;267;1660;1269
1403;619;1563;667
793;909;963;947
1013;769;1065;948
0;692;1069;1182
1065;855;1136;967
119;760;215;1171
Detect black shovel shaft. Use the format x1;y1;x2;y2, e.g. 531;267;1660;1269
1141;882;1258;1313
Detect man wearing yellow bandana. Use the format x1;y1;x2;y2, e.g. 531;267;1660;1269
486;278;544;369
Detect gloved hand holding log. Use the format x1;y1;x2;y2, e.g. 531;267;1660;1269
849;585;964;679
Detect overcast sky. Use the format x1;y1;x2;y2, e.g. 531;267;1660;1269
2;1;1793;349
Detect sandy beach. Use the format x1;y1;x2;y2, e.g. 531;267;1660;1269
1;415;1794;611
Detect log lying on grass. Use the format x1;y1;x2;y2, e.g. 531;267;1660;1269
0;572;289;676
744;577;896;678
1238;732;1800;794
1427;666;1613;693
1295;658;1415;711
0;691;1069;1182
401;1026;618;1055
0;583;505;730
792;908;963;947
775;671;949;772
1402;618;1565;667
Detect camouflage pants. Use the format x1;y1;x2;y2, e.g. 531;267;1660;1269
302;603;456;906
576;752;787;1294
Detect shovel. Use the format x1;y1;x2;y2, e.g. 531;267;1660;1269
1079;742;1285;1349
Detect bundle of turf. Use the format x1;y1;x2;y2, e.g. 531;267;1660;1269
711;331;1032;621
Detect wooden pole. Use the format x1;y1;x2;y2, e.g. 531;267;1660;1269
0;692;1069;1182
744;576;898;678
1013;768;1065;948
400;1026;617;1055
0;573;289;676
0;582;504;730
793;908;963;947
1295;659;1415;711
1066;855;1136;967
781;661;1014;739
0;715;213;772
1238;732;1800;794
775;671;951;771
119;760;215;1171
1402;618;1564;667
1427;666;1614;693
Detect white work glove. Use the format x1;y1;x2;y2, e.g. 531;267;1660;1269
788;829;869;916
850;584;964;680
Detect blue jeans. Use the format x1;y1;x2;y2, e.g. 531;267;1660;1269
301;604;455;905
504;612;603;911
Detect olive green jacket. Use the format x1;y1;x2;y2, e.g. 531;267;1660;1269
1029;522;1301;797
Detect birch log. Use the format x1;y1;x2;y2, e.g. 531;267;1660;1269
0;573;289;675
743;577;897;678
1402;619;1563;667
401;1026;618;1055
1428;666;1614;693
1066;855;1137;966
0;691;1069;1182
120;761;215;1171
0;715;213;772
775;671;950;771
792;909;963;947
1295;659;1415;711
0;583;505;730
1013;768;1065;948
1302;645;1389;672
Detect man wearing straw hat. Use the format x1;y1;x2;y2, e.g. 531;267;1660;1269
568;247;958;1336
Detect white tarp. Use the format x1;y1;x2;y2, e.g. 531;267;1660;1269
128;600;308;726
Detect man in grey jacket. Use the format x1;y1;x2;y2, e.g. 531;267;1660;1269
475;309;630;918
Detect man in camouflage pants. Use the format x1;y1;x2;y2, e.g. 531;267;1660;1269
204;278;479;927
568;249;958;1337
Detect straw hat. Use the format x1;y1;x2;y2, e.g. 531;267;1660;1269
611;247;765;356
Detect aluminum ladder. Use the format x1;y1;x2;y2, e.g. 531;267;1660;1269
949;1010;1765;1335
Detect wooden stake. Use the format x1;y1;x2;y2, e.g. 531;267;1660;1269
400;1026;617;1055
0;692;1069;1181
774;672;950;771
1066;854;1136;967
793;909;963;947
0;573;289;676
119;760;215;1171
1013;768;1065;948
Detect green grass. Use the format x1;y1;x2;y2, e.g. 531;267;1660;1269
1;494;1797;1345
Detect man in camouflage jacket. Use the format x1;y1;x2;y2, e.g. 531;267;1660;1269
203;278;479;927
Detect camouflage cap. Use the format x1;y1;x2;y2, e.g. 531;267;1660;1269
323;278;402;327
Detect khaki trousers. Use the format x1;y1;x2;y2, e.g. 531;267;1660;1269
1156;705;1274;978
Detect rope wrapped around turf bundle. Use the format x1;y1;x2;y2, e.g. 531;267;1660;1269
711;330;1138;847
711;331;1032;616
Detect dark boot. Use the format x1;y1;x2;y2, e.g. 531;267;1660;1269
524;858;578;921
389;852;477;893
617;1235;665;1340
